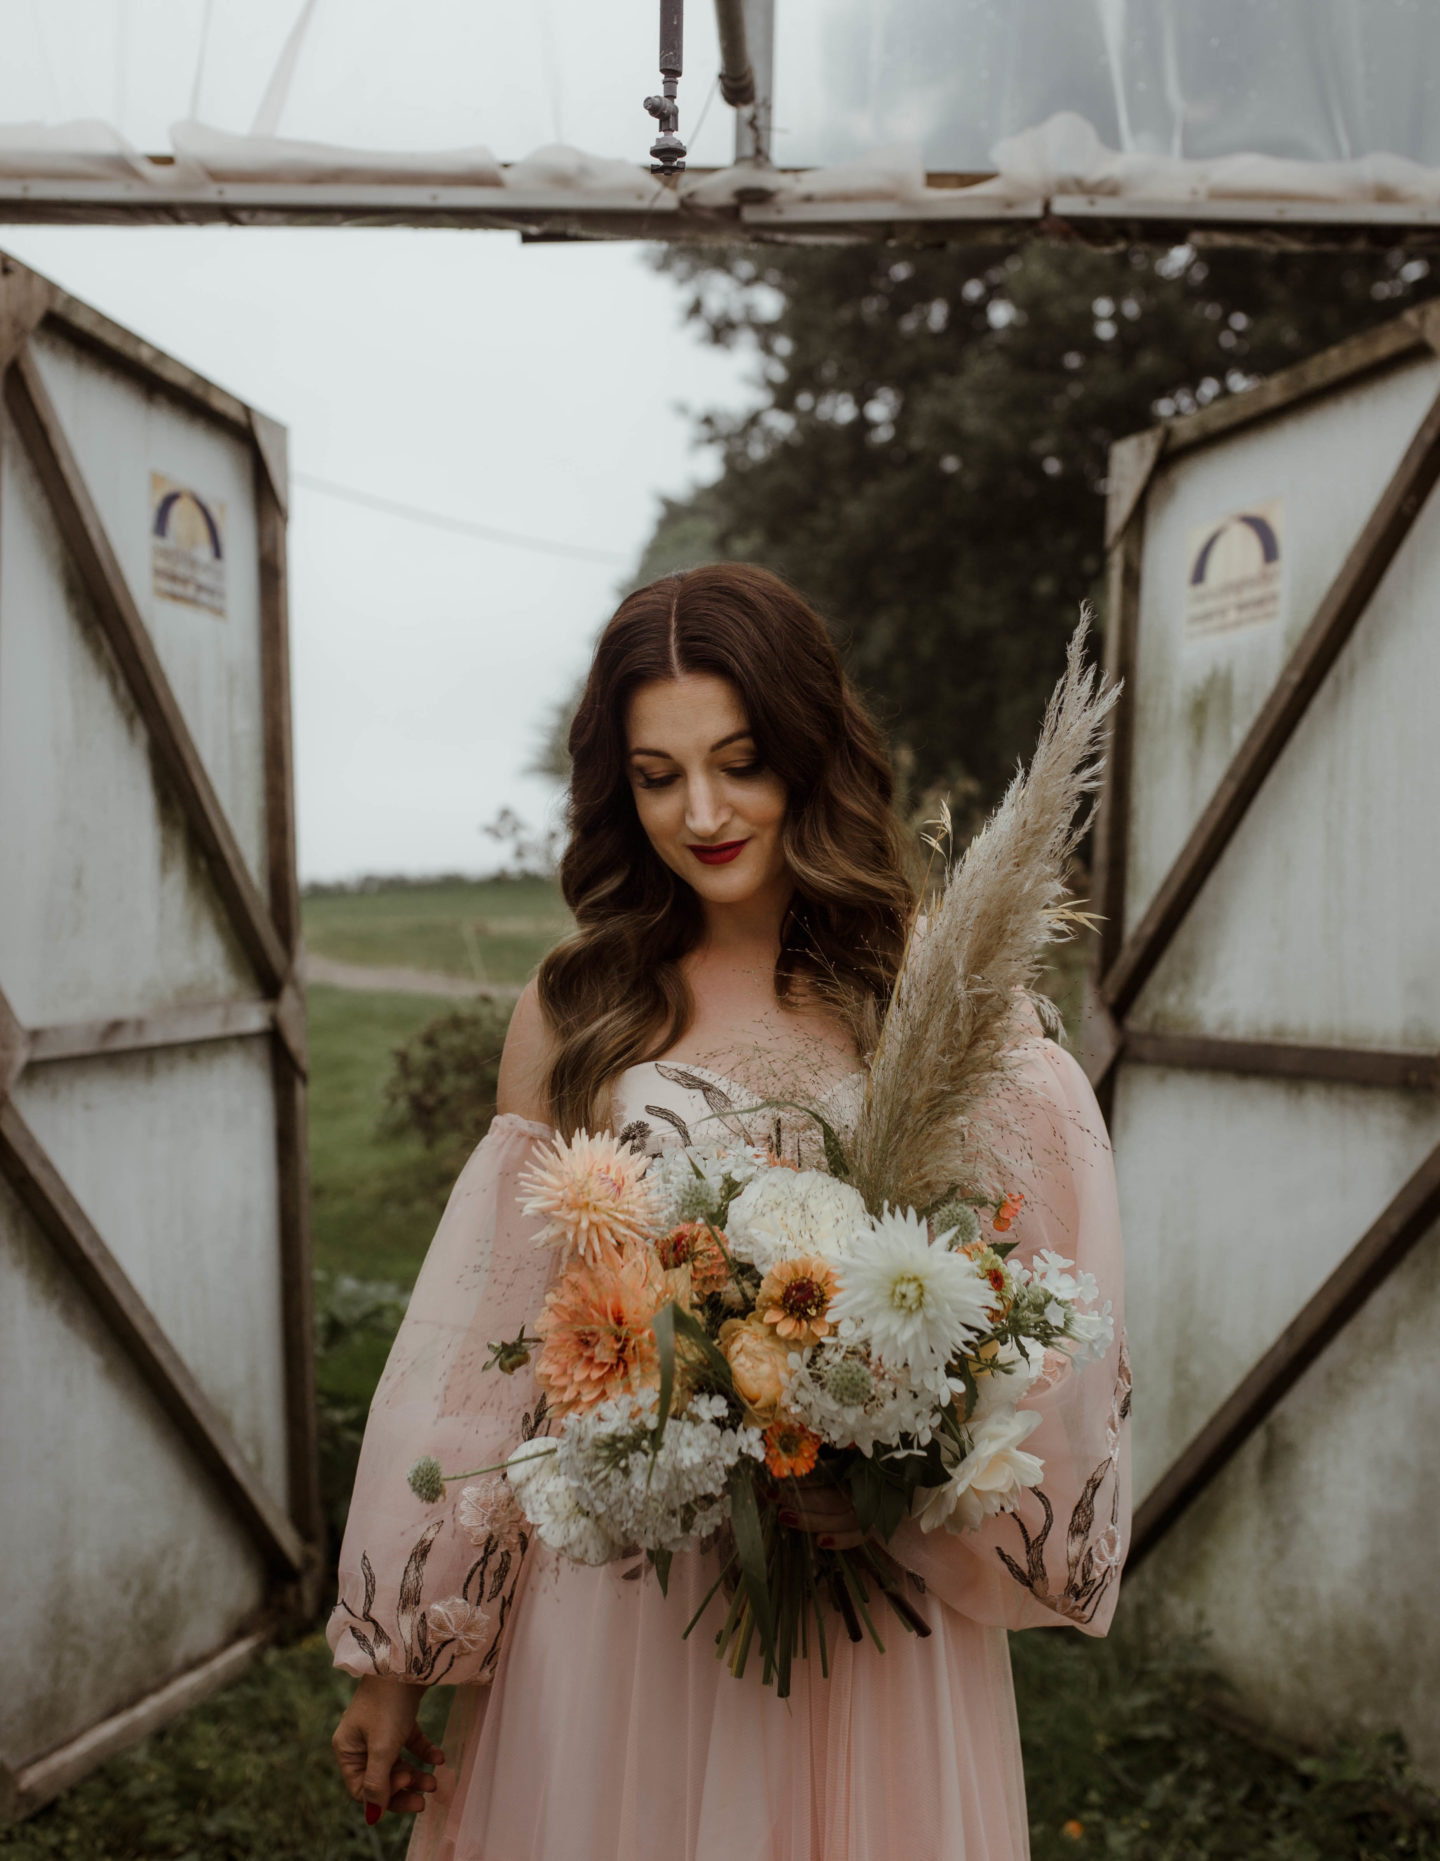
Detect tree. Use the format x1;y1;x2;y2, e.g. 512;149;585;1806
648;239;1437;805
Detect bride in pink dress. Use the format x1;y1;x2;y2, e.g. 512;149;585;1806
329;564;1130;1861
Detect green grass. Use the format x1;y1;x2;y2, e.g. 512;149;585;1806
306;984;467;1292
0;1635;451;1861
302;877;570;984
1014;1627;1439;1860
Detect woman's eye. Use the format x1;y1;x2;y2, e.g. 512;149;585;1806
724;762;764;779
636;772;679;790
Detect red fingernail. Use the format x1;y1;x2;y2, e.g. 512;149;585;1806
818;1535;834;1548
365;1804;382;1826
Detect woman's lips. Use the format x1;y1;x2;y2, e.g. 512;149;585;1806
689;840;747;866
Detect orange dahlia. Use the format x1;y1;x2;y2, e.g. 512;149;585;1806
756;1254;838;1347
656;1221;732;1299
763;1416;822;1479
520;1129;658;1266
533;1242;665;1415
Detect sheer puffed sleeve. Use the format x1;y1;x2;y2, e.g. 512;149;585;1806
327;1113;556;1686
889;1034;1131;1636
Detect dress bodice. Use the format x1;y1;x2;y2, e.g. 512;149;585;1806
609;1059;865;1167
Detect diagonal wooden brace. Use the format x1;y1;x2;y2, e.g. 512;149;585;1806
1130;1129;1440;1566
1102;379;1440;1020
4;344;290;997
0;1099;305;1576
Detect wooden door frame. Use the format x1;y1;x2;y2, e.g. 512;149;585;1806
1086;301;1440;1568
0;253;318;1818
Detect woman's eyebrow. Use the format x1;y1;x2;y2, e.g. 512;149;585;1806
628;730;754;760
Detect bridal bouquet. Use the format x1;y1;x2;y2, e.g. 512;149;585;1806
407;619;1118;1696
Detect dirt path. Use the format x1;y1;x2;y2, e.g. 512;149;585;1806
302;953;524;1002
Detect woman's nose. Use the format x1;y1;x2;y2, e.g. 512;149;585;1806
684;777;728;838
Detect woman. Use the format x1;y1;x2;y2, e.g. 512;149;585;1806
330;564;1129;1860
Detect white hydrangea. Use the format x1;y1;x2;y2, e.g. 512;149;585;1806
650;1143;767;1230
505;1441;620;1567
555;1391;764;1555
724;1168;868;1273
829;1207;993;1370
785;1340;955;1457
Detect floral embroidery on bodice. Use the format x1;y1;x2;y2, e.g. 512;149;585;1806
610;1060;864;1167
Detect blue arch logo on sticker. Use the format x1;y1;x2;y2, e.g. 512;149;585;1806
151;473;227;617
1184;500;1284;639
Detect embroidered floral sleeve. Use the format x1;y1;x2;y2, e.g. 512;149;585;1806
888;1034;1132;1636
326;1114;558;1686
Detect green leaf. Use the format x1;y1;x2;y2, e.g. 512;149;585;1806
726;1464;776;1667
651;1301;677;1449
651;1546;672;1596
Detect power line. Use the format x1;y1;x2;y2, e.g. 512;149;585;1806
292;471;629;565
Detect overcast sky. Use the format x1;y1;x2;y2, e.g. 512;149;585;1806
1;224;751;881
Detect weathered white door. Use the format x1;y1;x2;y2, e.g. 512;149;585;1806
0;251;317;1819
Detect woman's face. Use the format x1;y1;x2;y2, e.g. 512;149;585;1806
625;674;790;914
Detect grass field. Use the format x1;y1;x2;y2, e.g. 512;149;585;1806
302;876;571;985
5;881;1436;1859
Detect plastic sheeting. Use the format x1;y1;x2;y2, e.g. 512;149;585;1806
775;0;1440;172
3;0;1440;215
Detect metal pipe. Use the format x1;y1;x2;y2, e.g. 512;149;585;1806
732;0;774;166
714;0;756;106
645;0;688;174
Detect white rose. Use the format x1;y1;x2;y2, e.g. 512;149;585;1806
913;1407;1045;1536
724;1169;868;1272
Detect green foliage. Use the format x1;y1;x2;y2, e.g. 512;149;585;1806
378;997;515;1156
1013;1626;1440;1859
652;241;1438;805
0;1635;450;1861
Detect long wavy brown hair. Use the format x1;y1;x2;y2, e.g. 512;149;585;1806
537;563;916;1135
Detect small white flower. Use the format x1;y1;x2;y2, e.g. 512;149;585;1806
724;1168;868;1272
427;1596;489;1655
830;1207;993;1370
913;1407;1045;1536
1065;1300;1115;1364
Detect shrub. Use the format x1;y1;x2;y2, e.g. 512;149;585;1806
379;998;515;1154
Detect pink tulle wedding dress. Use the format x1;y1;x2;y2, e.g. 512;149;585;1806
328;1034;1130;1861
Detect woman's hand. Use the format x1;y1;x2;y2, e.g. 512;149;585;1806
332;1675;445;1823
778;1485;865;1550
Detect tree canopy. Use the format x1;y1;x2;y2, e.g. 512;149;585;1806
631;239;1436;811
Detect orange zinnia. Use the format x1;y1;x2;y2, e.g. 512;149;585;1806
764;1416;822;1479
756;1254;838;1347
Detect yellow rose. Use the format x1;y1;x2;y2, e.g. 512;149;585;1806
720;1317;792;1422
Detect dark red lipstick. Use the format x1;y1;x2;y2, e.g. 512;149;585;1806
689;840;747;865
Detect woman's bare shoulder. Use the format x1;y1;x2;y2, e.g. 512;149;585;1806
497;980;555;1123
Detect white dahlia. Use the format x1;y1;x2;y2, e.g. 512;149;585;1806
724;1168;868;1273
830;1207;992;1370
912;1407;1045;1536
